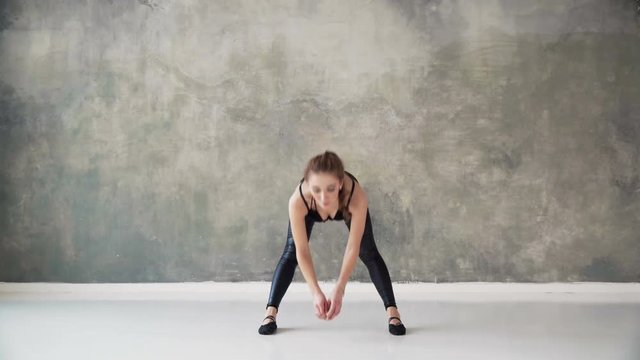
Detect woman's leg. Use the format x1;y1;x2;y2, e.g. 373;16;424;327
265;219;314;310
346;207;398;310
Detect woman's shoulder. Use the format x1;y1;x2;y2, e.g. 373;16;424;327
347;174;368;211
289;179;310;214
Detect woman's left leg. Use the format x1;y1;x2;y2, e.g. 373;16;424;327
346;207;398;310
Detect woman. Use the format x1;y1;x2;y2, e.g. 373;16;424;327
258;151;406;336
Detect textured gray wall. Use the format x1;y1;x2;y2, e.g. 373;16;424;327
0;0;639;282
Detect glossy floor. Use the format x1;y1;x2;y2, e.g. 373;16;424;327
1;282;639;360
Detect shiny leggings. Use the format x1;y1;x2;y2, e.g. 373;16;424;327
265;208;398;311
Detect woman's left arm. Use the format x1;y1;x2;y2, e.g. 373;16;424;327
336;188;368;291
326;188;368;320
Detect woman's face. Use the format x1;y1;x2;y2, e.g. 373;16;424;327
308;171;343;209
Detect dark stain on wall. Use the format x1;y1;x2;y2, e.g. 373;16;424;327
581;256;623;281
0;81;61;281
0;0;20;32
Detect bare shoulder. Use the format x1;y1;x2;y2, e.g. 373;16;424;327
348;177;368;213
288;181;309;217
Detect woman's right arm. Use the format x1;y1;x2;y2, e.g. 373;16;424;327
288;196;322;296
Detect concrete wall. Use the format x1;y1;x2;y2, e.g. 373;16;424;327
0;0;638;282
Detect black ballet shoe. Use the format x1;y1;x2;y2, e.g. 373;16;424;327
258;315;277;335
388;316;406;336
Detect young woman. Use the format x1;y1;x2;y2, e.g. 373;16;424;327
258;151;406;336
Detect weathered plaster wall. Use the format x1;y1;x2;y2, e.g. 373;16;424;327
1;0;639;282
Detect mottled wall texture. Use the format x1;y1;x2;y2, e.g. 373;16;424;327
1;0;639;283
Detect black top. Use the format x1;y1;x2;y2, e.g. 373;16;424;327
298;171;359;222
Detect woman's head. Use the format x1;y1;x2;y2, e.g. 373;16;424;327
302;150;352;221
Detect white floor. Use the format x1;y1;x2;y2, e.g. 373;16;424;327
1;282;639;360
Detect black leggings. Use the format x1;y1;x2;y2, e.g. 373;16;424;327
265;208;398;311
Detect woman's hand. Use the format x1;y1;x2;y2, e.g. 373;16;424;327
313;290;329;320
326;286;344;320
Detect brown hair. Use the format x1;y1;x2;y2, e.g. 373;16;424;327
302;150;352;222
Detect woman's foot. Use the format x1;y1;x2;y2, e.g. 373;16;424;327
258;306;278;335
386;306;406;335
386;306;401;325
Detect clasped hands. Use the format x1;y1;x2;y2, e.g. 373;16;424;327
313;285;344;320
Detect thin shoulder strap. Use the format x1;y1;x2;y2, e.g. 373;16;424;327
299;178;310;211
345;171;358;183
345;172;357;207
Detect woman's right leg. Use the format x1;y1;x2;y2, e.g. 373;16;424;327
265;219;314;311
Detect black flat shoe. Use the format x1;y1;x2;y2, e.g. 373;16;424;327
388;316;406;336
258;315;277;335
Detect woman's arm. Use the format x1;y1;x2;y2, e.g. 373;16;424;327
288;196;322;296
336;185;369;291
